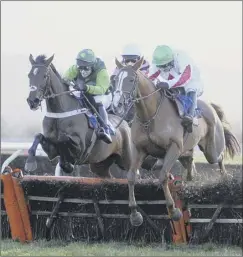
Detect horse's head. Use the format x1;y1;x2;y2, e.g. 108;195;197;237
114;57;144;108
27;54;54;110
115;57;162;123
115;57;144;92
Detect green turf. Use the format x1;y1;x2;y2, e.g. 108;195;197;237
1;240;242;256
194;154;242;165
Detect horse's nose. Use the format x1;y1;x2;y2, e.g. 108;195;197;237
26;98;35;109
26;97;32;106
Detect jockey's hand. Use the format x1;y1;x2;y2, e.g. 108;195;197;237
156;81;169;90
75;80;87;92
62;78;72;86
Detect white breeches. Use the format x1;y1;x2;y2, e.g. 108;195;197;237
94;93;112;109
184;65;204;97
184;79;204;97
69;85;112;110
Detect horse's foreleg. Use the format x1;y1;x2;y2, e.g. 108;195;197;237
25;133;58;172
159;142;182;221
127;150;146;227
90;155;115;178
57;133;79;174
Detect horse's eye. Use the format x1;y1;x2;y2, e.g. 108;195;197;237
130;79;134;83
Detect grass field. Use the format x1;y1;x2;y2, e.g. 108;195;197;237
194;154;242;165
1;240;242;256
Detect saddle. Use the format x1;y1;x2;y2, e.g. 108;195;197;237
67;86;116;136
66;91;116;164
164;89;202;130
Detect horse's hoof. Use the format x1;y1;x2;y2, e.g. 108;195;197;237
24;156;37;172
171;208;182;221
220;172;233;182
186;174;194;182
60;163;74;174
130;211;143;226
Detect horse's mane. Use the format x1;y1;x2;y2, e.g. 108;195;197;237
50;63;63;81
35;54;63;81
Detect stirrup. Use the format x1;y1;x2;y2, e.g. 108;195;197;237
181;115;194;133
183;114;193;123
97;127;112;144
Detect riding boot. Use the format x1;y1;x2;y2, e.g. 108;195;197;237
183;91;197;124
97;103;113;144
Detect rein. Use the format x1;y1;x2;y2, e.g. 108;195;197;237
31;63;107;125
116;68;190;150
44;89;77;99
31;64;80;101
115;69;162;129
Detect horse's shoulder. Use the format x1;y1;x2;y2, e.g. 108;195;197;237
108;114;130;130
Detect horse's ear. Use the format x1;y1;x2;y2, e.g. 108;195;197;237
133;56;144;71
29;54;35;65
45;54;55;66
115;58;124;69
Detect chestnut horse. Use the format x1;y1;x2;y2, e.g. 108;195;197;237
114;57;241;226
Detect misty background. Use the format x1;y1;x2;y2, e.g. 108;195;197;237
1;1;242;146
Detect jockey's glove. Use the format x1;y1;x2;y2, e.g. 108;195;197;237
75;79;88;92
63;78;72;86
156;81;169;90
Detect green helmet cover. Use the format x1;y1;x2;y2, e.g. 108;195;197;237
76;49;96;66
152;45;174;66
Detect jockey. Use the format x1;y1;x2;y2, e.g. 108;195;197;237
63;49;112;144
110;43;150;89
149;45;203;125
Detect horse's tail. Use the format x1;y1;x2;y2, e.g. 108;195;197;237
210;102;241;159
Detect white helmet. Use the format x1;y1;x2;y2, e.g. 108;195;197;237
121;44;141;57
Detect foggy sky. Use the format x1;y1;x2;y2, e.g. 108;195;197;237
1;1;242;140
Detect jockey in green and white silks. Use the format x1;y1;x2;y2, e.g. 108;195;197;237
63;49;113;144
149;45;204;124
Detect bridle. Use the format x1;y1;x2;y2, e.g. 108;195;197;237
116;67;190;149
29;64;52;103
29;64;76;104
115;67;163;129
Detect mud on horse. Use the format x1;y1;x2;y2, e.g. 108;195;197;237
114;57;241;226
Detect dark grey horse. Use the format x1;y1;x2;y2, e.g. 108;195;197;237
25;54;138;178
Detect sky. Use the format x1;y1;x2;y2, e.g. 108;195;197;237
1;1;242;140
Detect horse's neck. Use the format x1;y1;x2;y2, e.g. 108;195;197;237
45;70;78;113
135;73;161;122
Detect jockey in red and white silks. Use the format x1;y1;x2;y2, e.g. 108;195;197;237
149;45;204;124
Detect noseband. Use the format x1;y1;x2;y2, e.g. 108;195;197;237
30;64;76;102
30;64;52;102
115;68;162;129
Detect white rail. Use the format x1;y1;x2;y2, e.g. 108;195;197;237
1;141;47;174
1;142;46;156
